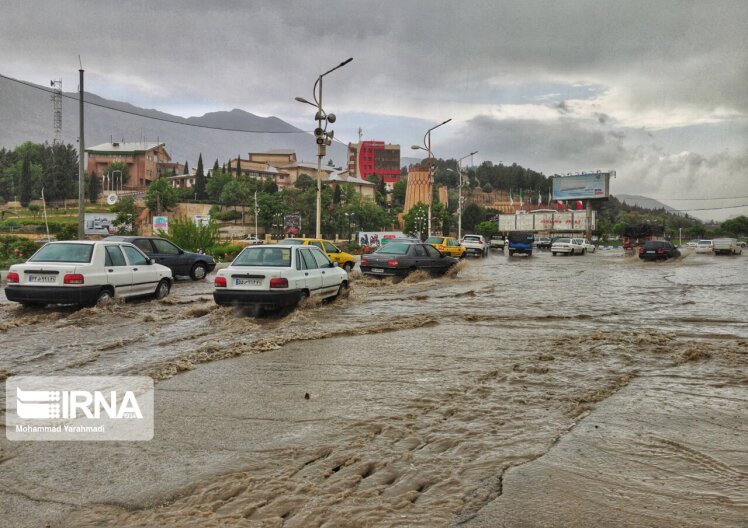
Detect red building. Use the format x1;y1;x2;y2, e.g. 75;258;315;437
347;141;401;186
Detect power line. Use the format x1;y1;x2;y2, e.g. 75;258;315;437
653;195;748;201
0;72;313;135
672;204;748;212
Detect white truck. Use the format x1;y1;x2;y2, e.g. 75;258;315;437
461;234;489;257
713;238;742;255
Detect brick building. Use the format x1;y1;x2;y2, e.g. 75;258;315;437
85;142;173;190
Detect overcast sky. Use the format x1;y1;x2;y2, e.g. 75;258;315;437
2;0;747;220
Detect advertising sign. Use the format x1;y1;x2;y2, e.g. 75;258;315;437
496;211;596;232
153;216;168;234
84;213;118;236
356;231;405;247
552;172;611;201
284;214;301;235
193;215;211;227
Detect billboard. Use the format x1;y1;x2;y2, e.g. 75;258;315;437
552;172;611;201
496;211;596;232
153;216;168;234
284;214;301;235
84;213;118;236
356;231;405;247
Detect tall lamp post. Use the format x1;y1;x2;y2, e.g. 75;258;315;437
456;150;478;240
411;118;451;236
295;58;353;239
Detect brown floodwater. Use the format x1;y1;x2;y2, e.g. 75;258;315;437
0;248;746;527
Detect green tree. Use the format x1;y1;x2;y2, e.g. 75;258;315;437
392;179;407;205
220;179;248;208
461;203;484;232
476;220;498;239
206;169;233;202
162;216;219;252
403;202;429;237
87;171;102;203
333;184;342;204
183;161;189;174
194;153;207;199
212;159;219;173
145;177;177;213
28;203;40;218
110;195;138;235
294;174;315;191
19;154;32;207
262;177;278;194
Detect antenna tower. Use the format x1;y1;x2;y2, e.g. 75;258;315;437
50;79;62;144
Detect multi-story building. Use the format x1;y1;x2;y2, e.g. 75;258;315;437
347;141;401;189
85;142;173;190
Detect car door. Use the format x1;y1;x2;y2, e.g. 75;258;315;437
309;247;339;292
299;248;323;295
424;244;449;271
121;244;160;296
412;244;431;270
323;241;344;264
151;238;185;275
103;245;132;296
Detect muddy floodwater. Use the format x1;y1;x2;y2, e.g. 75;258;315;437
1;248;746;527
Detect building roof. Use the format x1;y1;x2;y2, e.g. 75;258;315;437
86;141;164;154
327;171;375;186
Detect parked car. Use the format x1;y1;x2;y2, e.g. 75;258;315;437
574;238;596;253
534;237;552;250
551;237;584;256
638;240;681;261
213;245;347;314
685;240;699;248
359;242;458;277
713;238;743;255
425;236;466;259
4;240;172;308
461;234;489;257
695;240;714;254
238;235;264;246
277;238;356;271
507;231;534;256
105;236;216;280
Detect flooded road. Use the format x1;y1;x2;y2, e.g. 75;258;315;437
1;249;746;527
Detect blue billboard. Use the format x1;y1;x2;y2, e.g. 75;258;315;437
552;172;611;201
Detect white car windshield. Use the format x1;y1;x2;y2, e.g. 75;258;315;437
555;238;570;244
463;236;481;241
233;247;292;267
698;240;712;245
28;243;93;263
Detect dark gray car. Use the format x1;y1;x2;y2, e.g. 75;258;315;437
359;242;458;277
105;236;216;280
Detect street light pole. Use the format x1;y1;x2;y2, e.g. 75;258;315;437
456;150;478;240
295;58;353;239
411;118;451;237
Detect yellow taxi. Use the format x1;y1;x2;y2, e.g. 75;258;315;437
278;238;356;271
426;236;466;258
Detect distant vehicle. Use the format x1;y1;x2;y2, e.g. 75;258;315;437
551;237;584;256
490;236;505;249
277;238;356;271
461;234;489;257
4;240;172;308
507;231;534;256
638;240;681;261
106;236;216;280
574;238;596;253
359;242;458;277
425;236;466;259
695;240;714;254
685;240;699;248
534;237;552;249
239;235;264;246
213;245;347;315
713;238;742;255
622;224;664;252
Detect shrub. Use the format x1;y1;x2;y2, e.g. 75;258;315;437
204;243;243;262
213;210;242;222
159;216;219;252
0;235;39;267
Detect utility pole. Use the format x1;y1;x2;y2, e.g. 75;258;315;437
254;190;259;238
78;65;85;240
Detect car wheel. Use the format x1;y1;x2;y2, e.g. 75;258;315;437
94;288;113;307
190;262;208;280
333;281;349;300
343;261;353;272
552;252;556;256
582;249;587;255
154;279;170;300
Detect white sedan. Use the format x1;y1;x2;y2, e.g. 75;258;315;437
551;237;585;256
574;238;596;253
213;244;348;315
4;240;173;308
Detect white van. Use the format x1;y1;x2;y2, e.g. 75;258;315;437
713;238;742;255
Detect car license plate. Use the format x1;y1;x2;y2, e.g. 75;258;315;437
371;268;384;273
28;274;55;283
235;278;261;286
646;251;655;254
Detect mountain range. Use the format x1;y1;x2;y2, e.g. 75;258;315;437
0;74;348;169
615;194;681;215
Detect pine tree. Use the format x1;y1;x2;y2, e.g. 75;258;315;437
88;171;102;203
183;161;189;175
236;154;242;177
195;153;207;200
19;153;32;207
213;159;219;173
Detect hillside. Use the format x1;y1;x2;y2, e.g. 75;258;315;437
0;74;348;168
615;194;681;215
